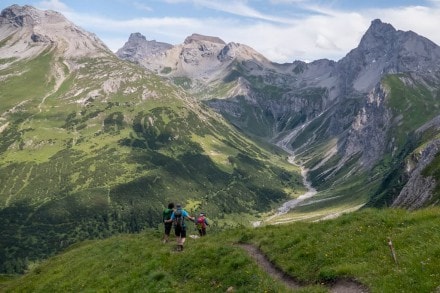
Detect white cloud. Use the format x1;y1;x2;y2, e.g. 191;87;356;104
133;2;153;12
163;0;298;24
37;0;71;13
38;0;440;63
316;34;340;50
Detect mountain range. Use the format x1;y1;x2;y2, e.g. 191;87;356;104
1;4;440;274
117;17;440;210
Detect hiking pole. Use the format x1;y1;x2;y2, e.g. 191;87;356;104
387;237;398;265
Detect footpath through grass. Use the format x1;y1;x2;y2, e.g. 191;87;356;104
2;208;439;292
246;208;440;292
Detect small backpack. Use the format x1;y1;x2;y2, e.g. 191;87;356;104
196;216;206;229
163;208;173;221
174;209;184;228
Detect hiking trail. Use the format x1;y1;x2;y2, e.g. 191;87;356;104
239;243;368;293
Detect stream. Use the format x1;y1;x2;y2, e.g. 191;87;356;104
252;131;317;227
274;155;317;214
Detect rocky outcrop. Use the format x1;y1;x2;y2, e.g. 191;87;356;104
392;139;440;209
0;5;110;60
389;116;440;209
116;32;172;62
342;83;392;169
184;33;225;45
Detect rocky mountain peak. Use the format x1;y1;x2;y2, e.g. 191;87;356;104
116;32;172;60
184;33;226;45
1;4;71;29
128;32;147;42
337;18;440;92
0;5;110;59
1;4;46;27
367;19;396;36
357;19;397;51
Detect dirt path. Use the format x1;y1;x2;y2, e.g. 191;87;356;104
239;244;368;293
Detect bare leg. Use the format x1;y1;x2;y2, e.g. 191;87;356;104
180;237;186;251
176;236;183;251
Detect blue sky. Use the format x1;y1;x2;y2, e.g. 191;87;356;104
2;0;440;62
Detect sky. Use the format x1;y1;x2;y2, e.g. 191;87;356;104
2;0;440;63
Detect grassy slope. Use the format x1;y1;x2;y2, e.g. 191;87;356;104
2;208;439;292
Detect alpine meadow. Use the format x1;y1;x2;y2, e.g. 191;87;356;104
0;4;440;292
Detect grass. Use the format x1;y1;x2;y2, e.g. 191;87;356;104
251;207;440;292
385;74;439;150
2;231;291;293
2;207;439;292
0;50;54;113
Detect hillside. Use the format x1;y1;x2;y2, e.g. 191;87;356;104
0;5;303;274
2;3;440;280
2;208;439;292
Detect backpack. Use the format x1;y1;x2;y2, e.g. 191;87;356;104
163;208;173;221
174;209;184;228
196;216;206;229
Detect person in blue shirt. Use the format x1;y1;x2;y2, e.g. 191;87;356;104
167;204;194;251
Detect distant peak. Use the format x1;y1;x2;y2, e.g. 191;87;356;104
366;19;396;36
370;19;383;26
356;19;397;50
123;32;172;48
128;32;147;41
1;4;65;27
184;33;226;45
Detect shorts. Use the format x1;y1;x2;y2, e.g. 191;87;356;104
164;222;173;236
174;225;186;238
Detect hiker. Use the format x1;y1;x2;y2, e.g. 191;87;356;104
167;204;194;251
162;202;175;243
196;212;209;236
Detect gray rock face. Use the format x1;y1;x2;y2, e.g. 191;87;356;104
392;139;440;209
341;83;392;169
116;32;172;62
1;4;46;27
337;19;440;93
0;5;110;60
184;33;225;45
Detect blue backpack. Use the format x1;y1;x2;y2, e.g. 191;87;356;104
174;209;184;227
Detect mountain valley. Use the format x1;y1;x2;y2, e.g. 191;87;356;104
1;4;440;284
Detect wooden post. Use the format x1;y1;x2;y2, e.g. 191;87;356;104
387;237;398;265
